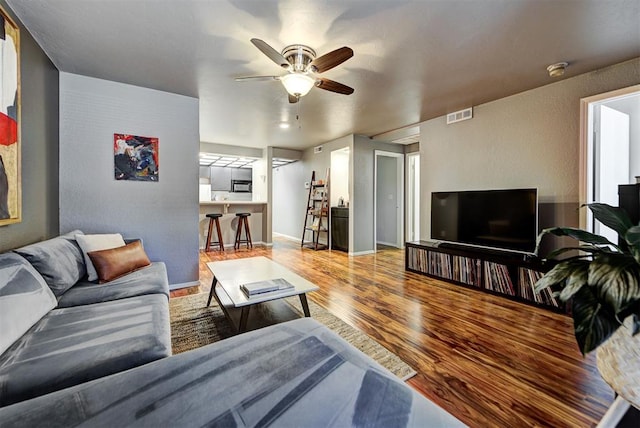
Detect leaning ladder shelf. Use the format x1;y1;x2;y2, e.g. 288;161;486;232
301;169;330;250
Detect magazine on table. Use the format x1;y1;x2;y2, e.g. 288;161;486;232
240;278;294;297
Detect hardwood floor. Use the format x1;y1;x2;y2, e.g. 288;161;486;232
172;237;613;427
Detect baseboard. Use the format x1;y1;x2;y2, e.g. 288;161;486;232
349;250;375;256
273;232;300;242
169;280;200;291
377;241;398;247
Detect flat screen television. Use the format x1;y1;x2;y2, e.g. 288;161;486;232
431;188;538;253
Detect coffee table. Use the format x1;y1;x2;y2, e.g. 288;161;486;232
206;256;319;333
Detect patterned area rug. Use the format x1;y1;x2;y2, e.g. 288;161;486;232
169;292;416;381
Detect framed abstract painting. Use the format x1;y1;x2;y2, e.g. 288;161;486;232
114;133;159;181
0;6;20;226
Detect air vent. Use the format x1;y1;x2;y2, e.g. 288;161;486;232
314;145;323;154
446;108;473;124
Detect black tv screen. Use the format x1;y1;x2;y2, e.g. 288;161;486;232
431;188;538;253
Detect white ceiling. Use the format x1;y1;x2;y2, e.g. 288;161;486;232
7;0;640;150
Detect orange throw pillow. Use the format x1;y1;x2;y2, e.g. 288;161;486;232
87;240;151;283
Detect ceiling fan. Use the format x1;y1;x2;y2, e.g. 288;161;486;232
235;38;354;103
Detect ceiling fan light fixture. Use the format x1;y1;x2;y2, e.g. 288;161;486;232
281;73;315;97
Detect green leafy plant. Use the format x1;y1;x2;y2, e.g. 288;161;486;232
534;203;640;355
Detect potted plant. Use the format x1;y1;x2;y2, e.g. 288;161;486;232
534;203;640;355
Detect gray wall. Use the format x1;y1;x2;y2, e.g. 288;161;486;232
420;58;640;252
0;1;59;251
376;155;397;245
59;73;200;286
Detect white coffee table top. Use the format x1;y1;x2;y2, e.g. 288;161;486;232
207;256;319;307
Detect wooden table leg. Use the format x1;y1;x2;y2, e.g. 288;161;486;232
207;276;218;307
299;294;311;317
239;306;250;332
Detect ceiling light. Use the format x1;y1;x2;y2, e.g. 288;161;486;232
546;62;569;78
279;122;290;129
280;73;315;97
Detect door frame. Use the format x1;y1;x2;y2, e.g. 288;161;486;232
373;150;405;250
405;152;420;242
579;84;640;230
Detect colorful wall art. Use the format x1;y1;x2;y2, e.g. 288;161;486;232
114;133;159;181
0;7;20;226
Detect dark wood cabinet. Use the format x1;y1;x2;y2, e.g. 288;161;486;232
331;207;348;252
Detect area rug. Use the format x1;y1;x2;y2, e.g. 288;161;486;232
169;292;416;381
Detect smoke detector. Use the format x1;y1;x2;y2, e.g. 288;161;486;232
546;62;569;78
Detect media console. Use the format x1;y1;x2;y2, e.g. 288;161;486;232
405;240;565;312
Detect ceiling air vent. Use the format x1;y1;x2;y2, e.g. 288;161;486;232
314;145;323;154
446;108;473;124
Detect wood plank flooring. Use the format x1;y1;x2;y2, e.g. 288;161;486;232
172;237;613;427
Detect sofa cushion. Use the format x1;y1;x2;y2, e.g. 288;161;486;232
0;253;57;356
75;233;126;282
0;318;464;427
0;294;171;407
88;240;151;283
13;230;86;297
55;262;169;308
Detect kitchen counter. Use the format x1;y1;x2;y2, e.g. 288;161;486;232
199;201;267;205
199;201;268;249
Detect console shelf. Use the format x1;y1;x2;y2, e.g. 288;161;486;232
405;241;564;313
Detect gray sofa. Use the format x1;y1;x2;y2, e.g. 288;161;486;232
0;231;171;407
0;232;464;427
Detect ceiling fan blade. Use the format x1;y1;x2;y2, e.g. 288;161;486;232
250;38;290;69
316;78;354;95
288;94;299;104
235;75;279;82
308;47;353;73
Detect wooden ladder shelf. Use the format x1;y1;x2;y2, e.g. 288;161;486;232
301;169;330;250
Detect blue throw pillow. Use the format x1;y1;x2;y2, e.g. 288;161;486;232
14;230;87;297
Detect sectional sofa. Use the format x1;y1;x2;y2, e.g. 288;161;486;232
0;231;464;427
0;231;171;407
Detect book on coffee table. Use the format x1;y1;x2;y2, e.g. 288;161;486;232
240;278;294;297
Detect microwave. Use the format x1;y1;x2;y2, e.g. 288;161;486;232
231;180;252;193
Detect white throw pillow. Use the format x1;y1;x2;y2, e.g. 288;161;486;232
75;233;126;281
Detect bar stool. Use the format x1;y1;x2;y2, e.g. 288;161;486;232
234;213;253;249
205;213;224;251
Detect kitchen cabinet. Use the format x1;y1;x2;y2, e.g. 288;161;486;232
231;168;252;181
331;207;348;252
209;167;252;191
210;167;232;191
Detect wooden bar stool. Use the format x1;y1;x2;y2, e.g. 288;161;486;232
234;213;253;249
205;213;224;251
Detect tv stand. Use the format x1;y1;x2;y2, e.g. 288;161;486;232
405;241;564;312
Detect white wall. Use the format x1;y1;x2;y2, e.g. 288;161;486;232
604;94;640;183
59;73;200;286
420;58;640;249
330;148;350;207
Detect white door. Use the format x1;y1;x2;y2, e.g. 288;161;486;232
595;105;630;242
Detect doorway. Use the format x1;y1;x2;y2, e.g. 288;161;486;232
580;85;640;234
374;151;404;250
